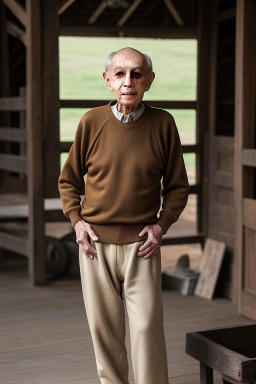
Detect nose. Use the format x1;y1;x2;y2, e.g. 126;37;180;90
124;72;133;88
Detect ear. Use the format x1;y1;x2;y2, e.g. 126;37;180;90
145;72;155;92
103;72;112;90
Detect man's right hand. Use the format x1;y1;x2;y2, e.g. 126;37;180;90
74;220;98;260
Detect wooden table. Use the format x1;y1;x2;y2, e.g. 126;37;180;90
186;324;256;384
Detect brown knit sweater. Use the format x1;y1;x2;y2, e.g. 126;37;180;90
58;102;189;244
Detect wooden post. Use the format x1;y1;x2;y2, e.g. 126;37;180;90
0;1;10;193
26;0;46;285
234;0;245;313
0;2;9;98
19;87;26;169
42;0;60;198
234;0;256;317
200;363;213;384
196;0;211;237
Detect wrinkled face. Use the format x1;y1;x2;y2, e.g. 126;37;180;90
103;49;155;114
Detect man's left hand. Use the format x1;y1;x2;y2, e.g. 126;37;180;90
137;224;163;259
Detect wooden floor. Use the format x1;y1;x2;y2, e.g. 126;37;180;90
0;255;254;384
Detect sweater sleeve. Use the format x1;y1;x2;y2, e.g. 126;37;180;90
58;119;87;227
156;116;190;234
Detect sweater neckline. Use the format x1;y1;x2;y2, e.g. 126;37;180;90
106;101;149;129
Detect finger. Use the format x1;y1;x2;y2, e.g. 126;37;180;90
139;226;149;237
138;239;151;252
76;227;88;242
88;228;99;241
86;253;94;260
76;232;86;243
80;240;98;256
89;238;96;250
144;248;160;259
81;246;95;260
137;243;156;257
138;232;156;251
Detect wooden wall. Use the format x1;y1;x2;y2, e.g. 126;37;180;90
207;0;236;300
234;0;256;320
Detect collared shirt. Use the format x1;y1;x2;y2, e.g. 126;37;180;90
111;101;145;123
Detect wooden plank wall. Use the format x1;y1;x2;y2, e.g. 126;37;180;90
207;0;236;300
234;0;256;320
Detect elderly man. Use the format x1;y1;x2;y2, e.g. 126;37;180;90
59;47;189;384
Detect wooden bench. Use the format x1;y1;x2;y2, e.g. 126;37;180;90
186;324;256;383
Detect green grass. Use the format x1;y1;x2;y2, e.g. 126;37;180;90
59;37;197;174
59;37;197;100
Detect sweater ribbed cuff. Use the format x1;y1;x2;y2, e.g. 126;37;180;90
157;213;176;235
68;211;83;228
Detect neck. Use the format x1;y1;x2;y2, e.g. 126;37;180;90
118;103;140;115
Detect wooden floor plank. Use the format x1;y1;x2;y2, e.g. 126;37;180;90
0;259;253;384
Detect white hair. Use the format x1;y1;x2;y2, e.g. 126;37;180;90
105;47;153;72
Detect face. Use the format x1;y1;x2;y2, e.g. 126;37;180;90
103;49;155;115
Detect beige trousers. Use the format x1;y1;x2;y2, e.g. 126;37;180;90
79;241;169;384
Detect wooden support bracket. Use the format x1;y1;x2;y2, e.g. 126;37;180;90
163;0;185;26
58;0;77;15
117;0;143;26
2;0;27;27
7;21;27;46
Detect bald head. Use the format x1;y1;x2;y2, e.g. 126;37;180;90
105;47;153;73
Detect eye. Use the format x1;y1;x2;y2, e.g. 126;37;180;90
115;71;123;77
132;72;142;79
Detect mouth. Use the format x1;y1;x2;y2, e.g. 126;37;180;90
121;92;136;96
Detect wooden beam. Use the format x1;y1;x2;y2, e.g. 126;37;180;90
0;2;9;98
210;229;234;251
0;154;28;173
2;0;28;27
45;210;69;222
42;0;60;198
7;21;27;46
234;0;245;314
242;149;256;167
26;0;46;285
182;144;199;153
60;141;72;152
0;97;26;111
58;0;77;15
163;0;185;26
117;0;143;26
196;0;211;236
216;8;236;23
60;99;196;109
162;234;204;246
59;25;197;38
212;170;234;189
243;198;256;232
0;230;28;256
19;87;26;158
0;127;27;142
88;1;107;25
210;203;235;234
189;184;200;194
200;363;213;384
212;136;234;154
186;330;256;383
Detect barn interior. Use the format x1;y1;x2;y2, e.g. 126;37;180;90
1;0;256;382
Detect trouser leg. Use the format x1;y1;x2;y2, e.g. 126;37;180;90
123;242;169;384
79;243;129;384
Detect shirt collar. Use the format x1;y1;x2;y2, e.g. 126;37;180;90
111;102;145;123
